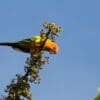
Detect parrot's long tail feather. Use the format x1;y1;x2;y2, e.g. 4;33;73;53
0;42;14;46
0;42;35;53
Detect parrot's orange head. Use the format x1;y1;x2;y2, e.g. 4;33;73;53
44;39;59;54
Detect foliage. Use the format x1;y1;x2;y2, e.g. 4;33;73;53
94;94;100;100
94;88;100;100
0;23;62;100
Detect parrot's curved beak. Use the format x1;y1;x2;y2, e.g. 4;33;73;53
54;44;59;54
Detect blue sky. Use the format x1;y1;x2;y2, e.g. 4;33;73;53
0;0;100;100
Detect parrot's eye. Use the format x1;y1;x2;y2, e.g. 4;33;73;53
53;47;56;50
50;40;54;42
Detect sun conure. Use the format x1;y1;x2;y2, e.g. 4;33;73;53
0;36;59;54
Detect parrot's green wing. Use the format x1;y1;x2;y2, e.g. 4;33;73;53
18;36;41;43
11;36;42;53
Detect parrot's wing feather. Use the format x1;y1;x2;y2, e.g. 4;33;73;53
18;38;33;43
18;36;38;43
10;36;40;53
11;42;37;53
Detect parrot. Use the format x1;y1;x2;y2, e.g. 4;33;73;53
0;35;59;54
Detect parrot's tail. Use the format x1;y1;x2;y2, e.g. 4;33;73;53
0;42;13;46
